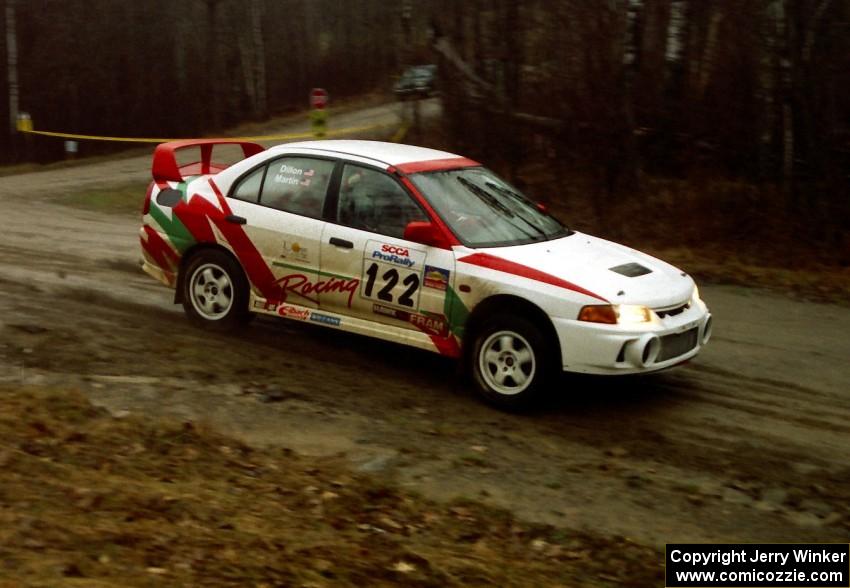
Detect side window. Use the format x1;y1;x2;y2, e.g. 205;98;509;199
231;166;265;203
337;165;428;238
260;157;335;219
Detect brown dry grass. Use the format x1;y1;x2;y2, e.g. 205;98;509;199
0;386;662;587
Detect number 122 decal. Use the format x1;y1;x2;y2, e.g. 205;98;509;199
362;262;420;308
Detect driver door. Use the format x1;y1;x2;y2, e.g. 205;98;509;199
319;164;456;338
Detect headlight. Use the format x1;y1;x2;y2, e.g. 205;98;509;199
617;304;653;323
578;304;653;324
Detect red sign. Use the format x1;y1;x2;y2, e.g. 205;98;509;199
310;88;328;110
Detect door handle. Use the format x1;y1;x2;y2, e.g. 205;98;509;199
224;214;247;225
329;237;354;249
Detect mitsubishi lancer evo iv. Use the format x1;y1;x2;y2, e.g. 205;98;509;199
140;139;712;408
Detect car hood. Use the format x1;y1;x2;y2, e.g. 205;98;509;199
475;232;695;308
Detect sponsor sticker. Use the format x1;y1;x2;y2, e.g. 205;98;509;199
373;303;407;320
408;313;449;337
281;240;309;261
372;304;448;337
423;265;450;291
366;240;426;269
277;304;310;321
310;313;341;327
252;299;277;311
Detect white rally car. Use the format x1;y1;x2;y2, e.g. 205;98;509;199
140;139;712;408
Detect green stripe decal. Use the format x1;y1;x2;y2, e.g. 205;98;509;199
149;202;194;253
272;261;355;282
444;285;469;338
148;181;199;253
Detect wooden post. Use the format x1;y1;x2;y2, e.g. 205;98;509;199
6;0;19;139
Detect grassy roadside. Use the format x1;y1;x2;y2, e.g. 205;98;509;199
0;386;662;586
60;182;144;216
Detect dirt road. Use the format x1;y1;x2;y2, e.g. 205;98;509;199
1;103;848;549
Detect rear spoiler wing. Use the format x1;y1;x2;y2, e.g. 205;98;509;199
152;139;264;183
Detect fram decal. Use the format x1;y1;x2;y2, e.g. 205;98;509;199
372;304;448;337
310;313;341;327
275;273;360;307
423;265;450;291
277;304;310;321
408;313;449;337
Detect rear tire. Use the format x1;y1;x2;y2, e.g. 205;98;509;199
468;315;554;410
181;250;251;332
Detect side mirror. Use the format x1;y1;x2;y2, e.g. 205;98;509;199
403;221;445;248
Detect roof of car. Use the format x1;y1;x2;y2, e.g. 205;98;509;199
271;140;466;169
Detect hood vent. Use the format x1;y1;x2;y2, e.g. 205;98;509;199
609;262;652;277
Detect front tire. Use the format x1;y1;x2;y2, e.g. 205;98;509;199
469;315;554;410
181;250;251;331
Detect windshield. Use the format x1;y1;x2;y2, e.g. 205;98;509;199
410;167;571;247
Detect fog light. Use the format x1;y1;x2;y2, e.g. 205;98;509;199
625;334;661;367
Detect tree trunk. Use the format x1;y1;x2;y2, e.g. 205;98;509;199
205;0;224;130
251;0;267;119
634;0;671;122
6;0;18;138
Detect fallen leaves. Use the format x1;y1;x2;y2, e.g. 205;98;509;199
0;386;666;587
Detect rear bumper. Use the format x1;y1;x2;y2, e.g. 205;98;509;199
551;303;712;375
141;259;176;288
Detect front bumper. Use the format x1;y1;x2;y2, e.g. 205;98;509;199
551;302;712;375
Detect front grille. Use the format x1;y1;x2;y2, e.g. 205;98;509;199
657;328;699;362
655;302;690;318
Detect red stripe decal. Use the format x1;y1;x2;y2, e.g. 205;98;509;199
458;253;608;302
429;334;461;358
395;157;480;174
141;225;180;280
170;179;282;303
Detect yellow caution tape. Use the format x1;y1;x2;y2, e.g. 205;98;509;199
20;122;391;144
390;122;410;143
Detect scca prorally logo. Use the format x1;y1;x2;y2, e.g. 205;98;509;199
372;243;415;268
382;244;409;256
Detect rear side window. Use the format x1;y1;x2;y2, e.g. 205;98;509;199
261;157;335;219
231;166;265;203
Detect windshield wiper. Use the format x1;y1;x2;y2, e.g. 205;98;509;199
456;177;536;239
480;181;549;237
484;181;574;237
458;177;513;215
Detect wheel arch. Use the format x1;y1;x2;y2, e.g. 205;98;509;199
461;294;562;366
174;242;244;304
